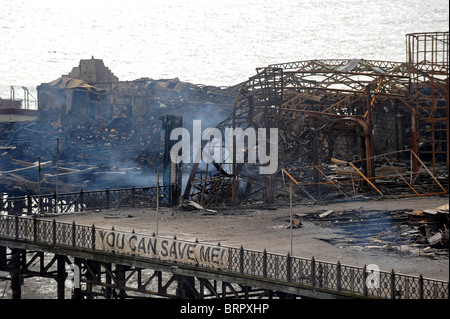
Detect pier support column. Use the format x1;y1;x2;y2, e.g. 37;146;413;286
0;246;6;269
156;270;162;295
72;258;82;299
56;255;66;299
104;262;112;299
176;275;196;298
115;264;127;299
10;248;22;299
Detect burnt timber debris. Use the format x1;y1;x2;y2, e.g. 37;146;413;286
0;32;448;212
306;205;449;257
1;58;240;197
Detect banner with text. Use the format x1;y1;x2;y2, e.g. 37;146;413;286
96;229;229;268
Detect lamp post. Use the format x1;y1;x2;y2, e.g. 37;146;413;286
56;138;59;214
38;156;41;215
156;170;159;236
289;182;293;256
282;169;298;257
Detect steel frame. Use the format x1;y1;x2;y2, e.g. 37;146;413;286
185;32;449;206
406;32;449;176
0;248;287;299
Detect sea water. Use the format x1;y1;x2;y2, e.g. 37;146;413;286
0;0;448;102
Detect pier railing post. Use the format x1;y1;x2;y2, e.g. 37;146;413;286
390;269;396;299
33;215;37;241
240;246;244;274
80;190;84;212
311;256;316;287
287;253;291;282
27;195;32;215
92;224;96;250
263;249;267;278
337;261;342;292
318;262;323;288
52;219;56;244
72;221;76;247
106;188;110;209
15;214;19;239
419;274;424;299
54;192;57;214
363;264;368;296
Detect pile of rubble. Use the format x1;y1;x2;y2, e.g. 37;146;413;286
301;204;449;258
1;59;241;197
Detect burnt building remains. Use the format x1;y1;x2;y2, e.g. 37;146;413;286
0;32;448;207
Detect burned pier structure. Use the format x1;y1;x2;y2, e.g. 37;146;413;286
185;32;449;207
1;57;240;198
0;32;448;301
1;32;448;207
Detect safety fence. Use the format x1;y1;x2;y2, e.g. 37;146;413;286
0;215;448;299
0;186;172;215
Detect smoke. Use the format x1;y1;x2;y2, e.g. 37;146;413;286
1;76;239;197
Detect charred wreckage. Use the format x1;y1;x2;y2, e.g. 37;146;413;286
0;32;448;213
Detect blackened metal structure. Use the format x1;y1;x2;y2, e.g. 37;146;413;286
184;32;449;207
1;77;239;196
406;32;449;177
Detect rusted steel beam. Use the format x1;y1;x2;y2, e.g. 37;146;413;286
411;109;420;182
365;85;375;179
331;158;383;197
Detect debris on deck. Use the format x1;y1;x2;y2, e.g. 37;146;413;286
298;206;449;258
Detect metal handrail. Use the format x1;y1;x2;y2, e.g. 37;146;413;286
0;215;448;299
0;185;172;215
